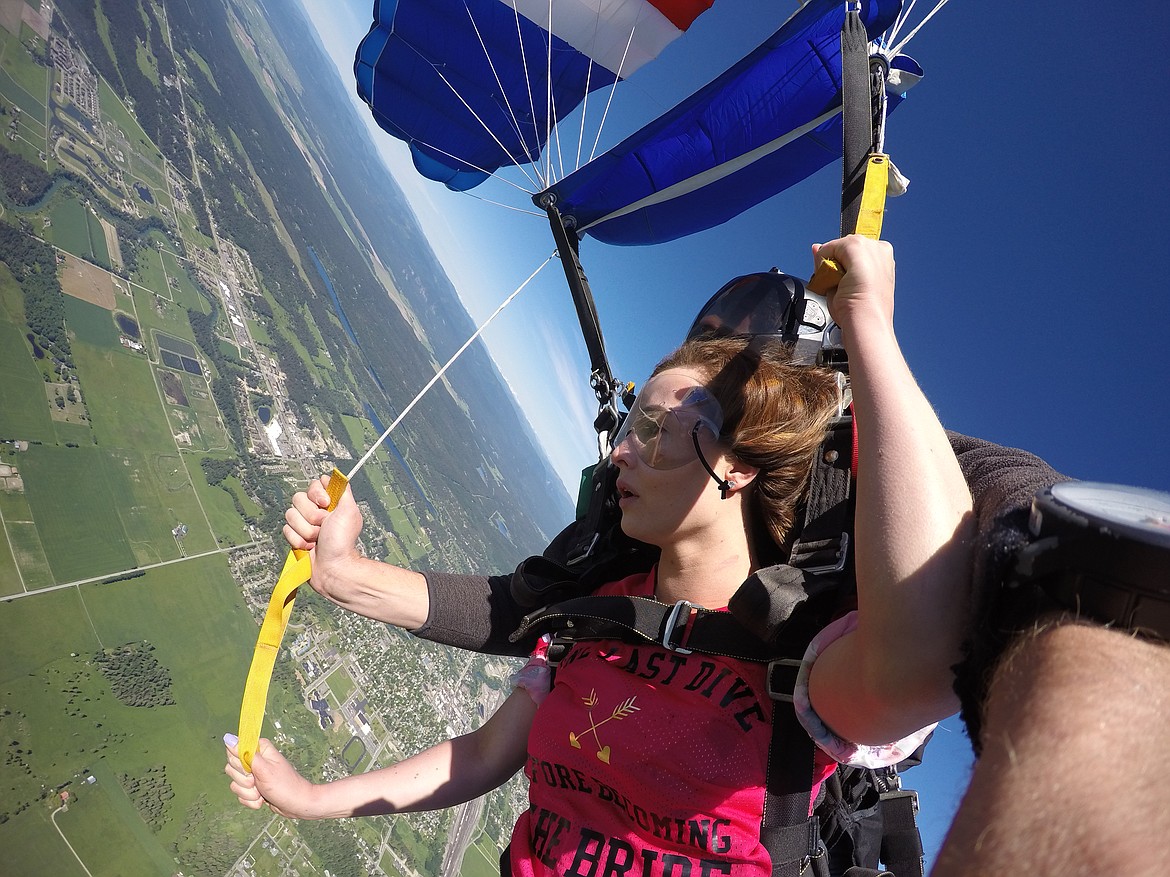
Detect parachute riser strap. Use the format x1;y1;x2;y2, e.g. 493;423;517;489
237;468;348;772
879;786;926;877
538;196;621;436
806;8;890;295
838;4;874;238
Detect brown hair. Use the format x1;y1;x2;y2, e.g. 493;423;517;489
654;337;840;556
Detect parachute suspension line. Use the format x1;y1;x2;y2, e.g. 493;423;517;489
347;255;554;480
237;256;551;775
507;0;545;188
406;41;544;191
574;4;604;175
403;135;540;197
587;19;641;164
576;59;595;174
543;1;566;186
889;0;952;56
459;190;545;216
462;1;544;176
884;0;920;47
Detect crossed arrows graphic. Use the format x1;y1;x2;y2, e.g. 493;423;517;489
568;690;640;764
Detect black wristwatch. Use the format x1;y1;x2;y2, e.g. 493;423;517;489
1012;482;1170;639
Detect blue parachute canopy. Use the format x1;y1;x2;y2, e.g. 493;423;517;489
355;0;715;191
356;0;921;244
542;0;913;245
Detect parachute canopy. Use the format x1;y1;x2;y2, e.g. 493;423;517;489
355;0;715;191
356;0;922;244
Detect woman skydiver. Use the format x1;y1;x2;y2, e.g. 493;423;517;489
224;235;975;874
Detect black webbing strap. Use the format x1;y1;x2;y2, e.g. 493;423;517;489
565;461;617;566
839;4;872;237
879;790;925;877
762;702;823;877
789;416;855;575
510;593;776;662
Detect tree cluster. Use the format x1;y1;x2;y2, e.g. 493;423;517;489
100;570;145;584
172;793;253;877
199;456;237;486
296;818;364;877
119;764;173;831
0;220;73;373
0;149;52;205
93;641;175;708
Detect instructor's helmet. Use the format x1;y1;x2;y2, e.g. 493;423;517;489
686;270;829;345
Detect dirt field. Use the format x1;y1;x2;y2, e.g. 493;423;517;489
0;0;49;39
59;253;116;310
0;0;23;36
99;217;123;271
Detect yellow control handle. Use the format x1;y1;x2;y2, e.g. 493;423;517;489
237;469;348;772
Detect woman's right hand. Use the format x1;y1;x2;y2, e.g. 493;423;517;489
224;734;318;820
283;473;364;595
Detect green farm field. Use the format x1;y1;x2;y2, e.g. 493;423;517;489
69;310;179;455
126;267;200;353
0;318;55;443
47;196;109;266
0;22;46;95
0;555;271;876
18;444;136;582
63;290;117;345
101;447;217;562
0;33;47;120
461;832;504;877
159;247;207;312
0;485;53;591
0;512;21;596
186;455;251;545
130;243;170;301
325;662;355;705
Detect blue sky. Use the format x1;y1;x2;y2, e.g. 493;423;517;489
300;0;1170;865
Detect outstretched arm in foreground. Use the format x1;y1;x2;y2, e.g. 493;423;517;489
806;236;975;745
225;688;536;820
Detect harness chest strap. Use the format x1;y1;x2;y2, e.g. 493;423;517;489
237;469;348;773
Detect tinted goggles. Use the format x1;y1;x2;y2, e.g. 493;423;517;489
612;384;724;470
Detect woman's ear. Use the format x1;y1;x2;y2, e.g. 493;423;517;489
723;458;760;495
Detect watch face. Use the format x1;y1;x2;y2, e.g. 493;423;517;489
1049;481;1170;548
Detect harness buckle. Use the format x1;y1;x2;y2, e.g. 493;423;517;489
546;635;573;668
565;531;600;567
662;600;697;654
800;532;850;575
765;658;803;702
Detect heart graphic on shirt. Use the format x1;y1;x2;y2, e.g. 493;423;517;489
569;732;582;749
596;746;611;764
